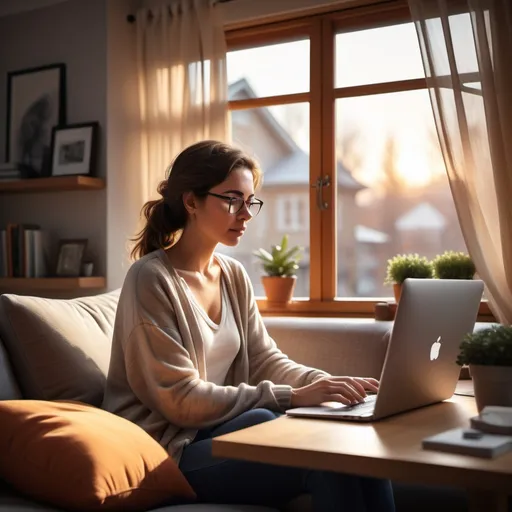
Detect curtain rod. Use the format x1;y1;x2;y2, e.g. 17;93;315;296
126;0;233;22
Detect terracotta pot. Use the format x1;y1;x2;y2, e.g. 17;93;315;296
469;364;512;412
261;276;296;303
393;283;402;303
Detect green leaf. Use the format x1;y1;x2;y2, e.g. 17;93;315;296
253;248;273;263
432;251;476;279
281;234;288;253
457;325;512;366
282;246;301;262
254;233;303;277
271;245;281;260
384;253;433;285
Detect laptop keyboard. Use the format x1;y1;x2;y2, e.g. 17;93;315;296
342;393;377;412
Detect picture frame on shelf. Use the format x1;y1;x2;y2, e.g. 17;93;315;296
50;122;99;177
6;63;67;179
55;239;88;277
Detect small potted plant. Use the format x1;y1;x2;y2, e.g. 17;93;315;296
432;251;476;280
384;253;433;302
253;234;302;303
457;325;512;412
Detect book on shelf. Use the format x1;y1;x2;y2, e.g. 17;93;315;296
0;162;21;181
0;172;21;181
0;224;51;278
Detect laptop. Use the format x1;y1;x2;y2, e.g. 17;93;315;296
286;278;484;422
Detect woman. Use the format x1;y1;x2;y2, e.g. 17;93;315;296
103;140;395;511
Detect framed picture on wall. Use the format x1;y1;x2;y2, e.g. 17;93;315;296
6;63;67;178
50;122;99;177
55;239;88;277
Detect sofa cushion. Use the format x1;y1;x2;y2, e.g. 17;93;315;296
265;318;391;379
0;477;64;510
0;400;195;511
0;339;22;401
0;290;119;405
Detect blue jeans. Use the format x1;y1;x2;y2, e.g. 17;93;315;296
179;408;396;512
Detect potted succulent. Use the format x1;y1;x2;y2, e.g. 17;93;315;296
384;253;433;302
432;251;476;280
253;234;302;303
457;325;512;412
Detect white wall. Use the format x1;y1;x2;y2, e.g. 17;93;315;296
106;0;144;290
0;0;70;18
0;0;108;295
0;0;146;294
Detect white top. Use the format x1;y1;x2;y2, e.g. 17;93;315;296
177;272;240;385
102;250;329;463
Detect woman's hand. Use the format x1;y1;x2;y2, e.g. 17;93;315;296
290;376;379;408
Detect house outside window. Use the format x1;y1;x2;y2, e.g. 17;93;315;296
277;194;308;233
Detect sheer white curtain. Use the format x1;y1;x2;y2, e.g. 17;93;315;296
135;0;228;201
409;0;512;322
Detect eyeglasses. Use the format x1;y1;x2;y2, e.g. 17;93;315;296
206;192;264;216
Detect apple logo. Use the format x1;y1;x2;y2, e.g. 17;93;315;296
430;336;442;361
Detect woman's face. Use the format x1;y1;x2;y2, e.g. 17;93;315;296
193;167;259;247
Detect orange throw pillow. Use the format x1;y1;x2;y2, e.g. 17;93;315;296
0;400;195;511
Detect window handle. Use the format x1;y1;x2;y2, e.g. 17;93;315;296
312;175;331;210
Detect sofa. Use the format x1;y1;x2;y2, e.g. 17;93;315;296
0;289;483;511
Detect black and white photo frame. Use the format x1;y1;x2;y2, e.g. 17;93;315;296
50;122;99;177
6;63;66;178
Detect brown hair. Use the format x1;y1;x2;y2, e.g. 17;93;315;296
131;140;261;260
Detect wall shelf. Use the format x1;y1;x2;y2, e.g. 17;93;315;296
0;176;105;194
0;277;106;291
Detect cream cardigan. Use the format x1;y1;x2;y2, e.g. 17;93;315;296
102;249;328;463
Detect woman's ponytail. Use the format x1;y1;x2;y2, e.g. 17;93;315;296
130;180;187;260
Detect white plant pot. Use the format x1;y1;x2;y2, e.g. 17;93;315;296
469;364;512;412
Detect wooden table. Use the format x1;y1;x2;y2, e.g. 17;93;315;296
212;395;512;512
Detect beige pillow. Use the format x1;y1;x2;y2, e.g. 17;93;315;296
0;400;195;511
0;290;119;406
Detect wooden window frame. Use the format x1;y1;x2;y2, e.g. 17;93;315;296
226;1;495;322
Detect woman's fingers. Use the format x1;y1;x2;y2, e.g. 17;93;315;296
325;393;353;406
327;376;379;385
359;378;379;392
362;377;380;386
326;379;367;400
293;376;381;408
341;382;366;402
346;379;368;397
313;376;381;406
327;376;380;393
328;382;365;402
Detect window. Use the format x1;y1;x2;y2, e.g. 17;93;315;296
217;36;311;299
224;2;475;316
335;22;424;87
227;39;310;97
335;89;466;297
